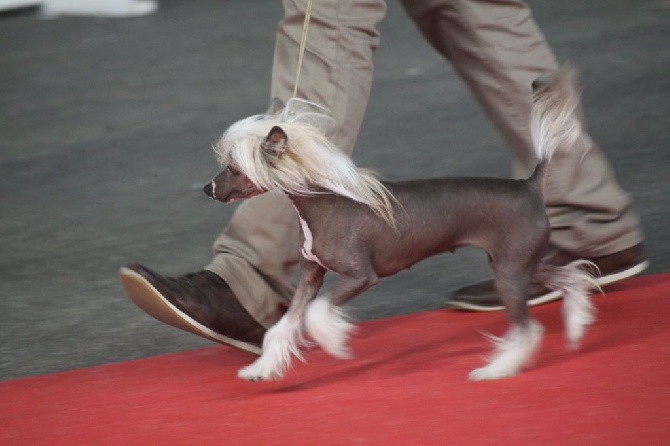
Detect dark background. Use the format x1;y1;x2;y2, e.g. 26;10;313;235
1;0;668;381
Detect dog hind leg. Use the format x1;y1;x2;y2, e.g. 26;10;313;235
469;268;544;381
535;260;599;350
468;319;544;381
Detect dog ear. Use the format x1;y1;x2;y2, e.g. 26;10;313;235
266;97;285;115
261;126;288;158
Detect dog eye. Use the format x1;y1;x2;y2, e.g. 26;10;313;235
228;166;241;175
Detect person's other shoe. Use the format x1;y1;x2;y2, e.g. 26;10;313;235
446;243;648;311
119;264;266;354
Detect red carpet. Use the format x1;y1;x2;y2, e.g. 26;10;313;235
2;274;669;445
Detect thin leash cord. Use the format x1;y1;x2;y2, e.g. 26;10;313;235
290;0;314;108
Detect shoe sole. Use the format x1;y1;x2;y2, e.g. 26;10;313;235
447;260;649;312
118;267;262;355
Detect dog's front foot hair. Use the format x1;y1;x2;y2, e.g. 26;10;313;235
238;358;283;382
237;316;305;382
468;320;544;381
305;295;355;359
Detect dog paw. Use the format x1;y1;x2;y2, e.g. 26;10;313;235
237;366;275;382
328;345;354;360
237;359;284;382
468;364;518;381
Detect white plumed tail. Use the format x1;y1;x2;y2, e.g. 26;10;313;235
535;260;601;349
530;66;584;162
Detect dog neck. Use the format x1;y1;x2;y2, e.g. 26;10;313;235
286;194;321;223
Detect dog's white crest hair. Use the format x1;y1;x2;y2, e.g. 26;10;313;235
530;66;583;161
214;98;397;226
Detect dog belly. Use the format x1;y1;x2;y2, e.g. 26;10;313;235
370;238;459;278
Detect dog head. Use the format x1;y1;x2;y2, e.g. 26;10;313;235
204;98;337;204
204;125;288;203
203;98;396;225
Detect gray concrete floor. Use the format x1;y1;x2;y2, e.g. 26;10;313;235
1;0;668;382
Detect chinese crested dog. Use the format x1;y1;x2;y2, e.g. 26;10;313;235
205;67;598;382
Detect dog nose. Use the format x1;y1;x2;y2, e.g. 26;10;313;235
203;182;213;197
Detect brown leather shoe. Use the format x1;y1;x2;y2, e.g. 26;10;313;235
119;264;265;354
446;243;648;311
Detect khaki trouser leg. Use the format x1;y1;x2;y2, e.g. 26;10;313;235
401;0;643;256
206;0;386;327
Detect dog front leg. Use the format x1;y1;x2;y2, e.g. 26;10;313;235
329;264;379;308
305;295;355;360
237;258;326;382
304;268;378;360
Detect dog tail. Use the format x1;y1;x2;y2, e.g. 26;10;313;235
528;65;583;183
534;260;600;350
